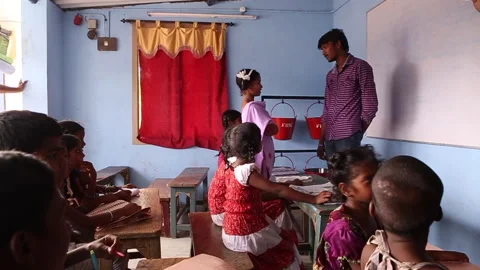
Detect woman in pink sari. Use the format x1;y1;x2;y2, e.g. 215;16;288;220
236;68;298;244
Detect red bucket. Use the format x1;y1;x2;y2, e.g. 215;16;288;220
305;101;323;140
271;102;297;140
304;155;329;178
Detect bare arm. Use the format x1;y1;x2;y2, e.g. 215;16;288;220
264;123;279;136
0;80;27;93
248;171;331;204
360;244;377;270
66;200;140;228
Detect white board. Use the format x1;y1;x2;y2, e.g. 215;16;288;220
366;0;480;148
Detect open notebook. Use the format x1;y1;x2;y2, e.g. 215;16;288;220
86;200;151;231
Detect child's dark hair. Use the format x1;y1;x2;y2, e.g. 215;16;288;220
222;110;241;129
217;126;234;161
0;151;55;245
58;120;84;135
222;122;261;164
327;145;380;200
372;156;443;237
318;28;350;52
236;68;261;93
62;134;81;152
0;110;62;153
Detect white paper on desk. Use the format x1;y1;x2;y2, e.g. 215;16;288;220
289;183;334;195
273;175;312;183
122;188;140;197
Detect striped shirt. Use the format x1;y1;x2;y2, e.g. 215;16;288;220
323;54;378;141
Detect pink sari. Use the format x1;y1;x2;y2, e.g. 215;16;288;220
241;101;275;179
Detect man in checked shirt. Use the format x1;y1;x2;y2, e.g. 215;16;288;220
317;29;378;160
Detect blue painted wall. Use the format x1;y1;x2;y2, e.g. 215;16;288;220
47;0;64;119
22;0;64;118
62;0;334;188
332;0;479;262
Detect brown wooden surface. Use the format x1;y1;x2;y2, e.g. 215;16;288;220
149;178;174;200
95;188;162;239
189;212;254;270
168;167;209;188
96;166;130;184
149;178;175;238
136;258;188;270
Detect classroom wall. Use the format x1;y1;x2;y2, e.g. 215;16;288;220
62;0;334;187
332;0;480;263
21;0;64;119
47;0;64;119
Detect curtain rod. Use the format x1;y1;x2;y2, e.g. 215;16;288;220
120;19;235;26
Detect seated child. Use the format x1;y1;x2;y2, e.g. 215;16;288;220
314;145;381;270
0;111;134;270
59;120;135;196
217;110;241;165
0;111;139;231
209;127;235;226
222;123;332;269
0;150;124;270
361;156;447;270
62;134;132;212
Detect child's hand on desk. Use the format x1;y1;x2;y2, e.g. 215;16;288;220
122;183;137;189
86;234;123;260
288;179;304;186
114;190;132;201
315;191;332;204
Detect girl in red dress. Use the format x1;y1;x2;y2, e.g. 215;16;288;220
222;123;332;269
210;111;241;226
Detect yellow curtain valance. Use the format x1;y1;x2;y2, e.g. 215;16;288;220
135;20;227;60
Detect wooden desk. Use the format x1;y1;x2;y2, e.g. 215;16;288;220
168;167;209;238
96;166;130;185
189;212;254;270
289;175;340;263
95;188;162;270
136;258;187;269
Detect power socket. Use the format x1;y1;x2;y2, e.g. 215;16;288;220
88;19;97;29
97;37;117;51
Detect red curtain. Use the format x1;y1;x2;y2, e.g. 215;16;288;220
138;50;229;150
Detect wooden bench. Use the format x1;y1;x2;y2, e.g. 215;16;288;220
168;167;209;238
189;212;254;270
148;178;175;238
136;258;187;269
96;166;130;185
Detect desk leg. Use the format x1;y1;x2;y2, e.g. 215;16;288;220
203;177;208;211
170;187;178;238
309;218;315;261
188;187;197;215
312;214;329;264
161;200;171;238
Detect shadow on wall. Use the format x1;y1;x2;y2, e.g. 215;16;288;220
430;215;480;264
384;29;418;157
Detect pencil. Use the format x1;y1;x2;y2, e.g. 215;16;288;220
90;250;99;270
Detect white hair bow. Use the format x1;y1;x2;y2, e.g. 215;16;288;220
236;69;254;81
